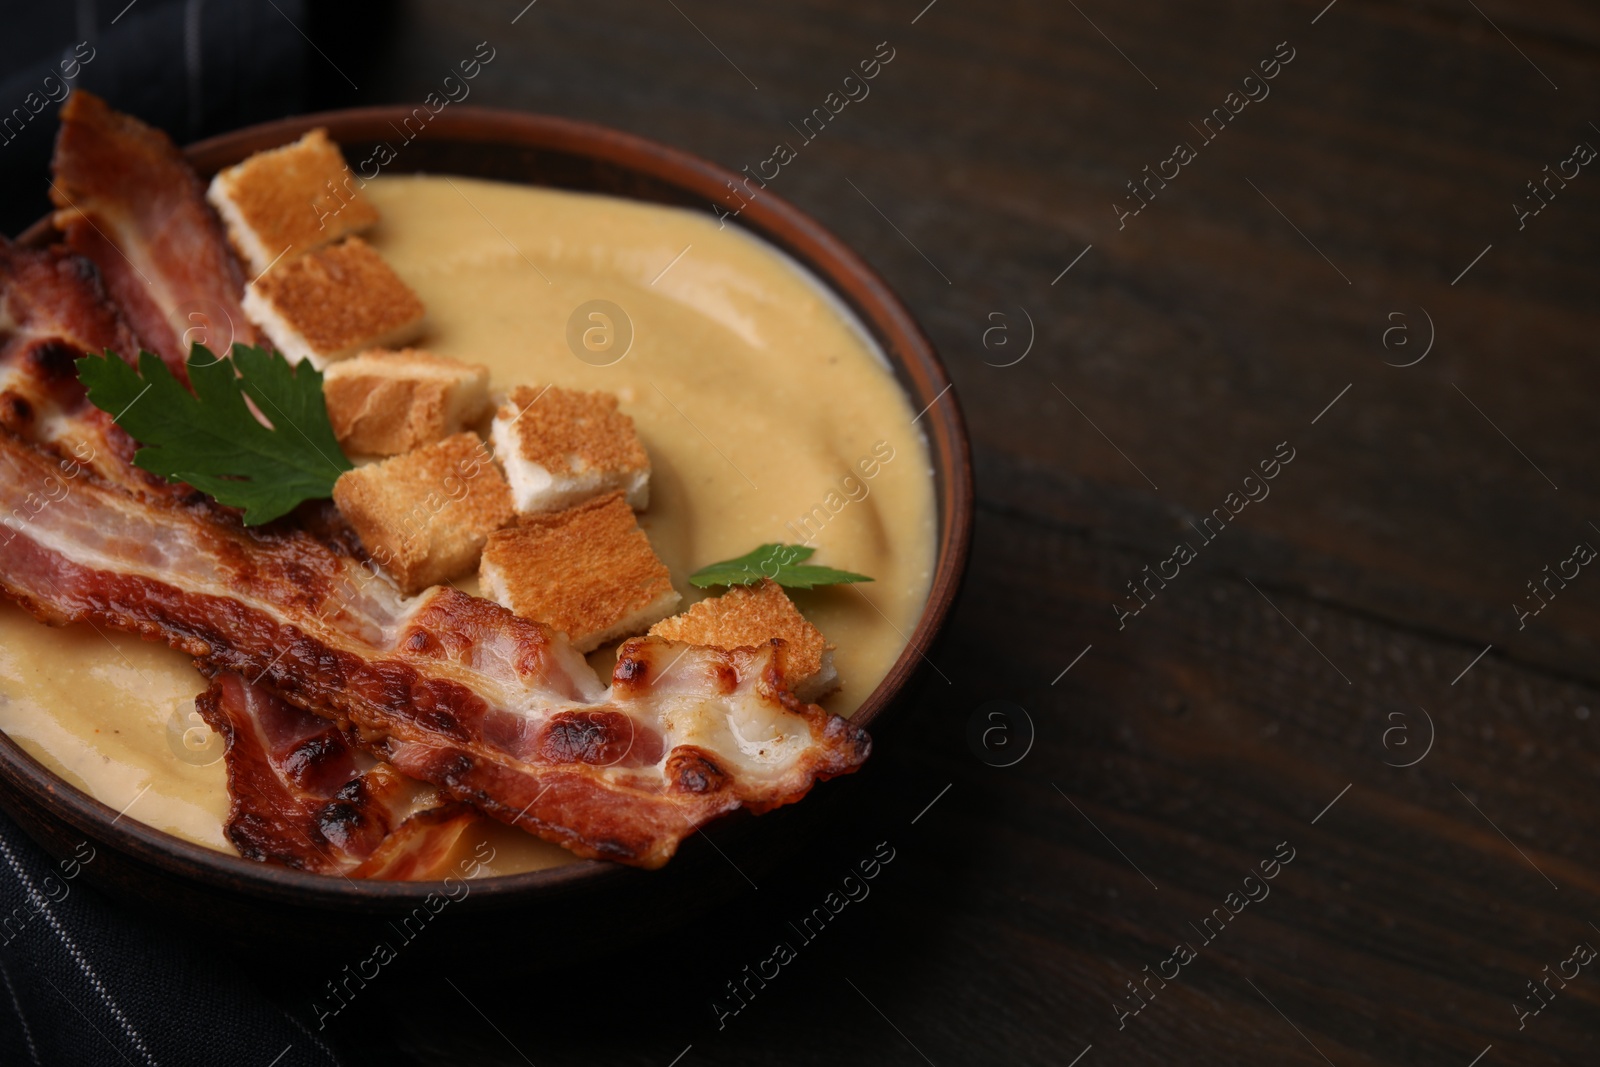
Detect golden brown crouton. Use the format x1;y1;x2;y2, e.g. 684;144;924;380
206;128;380;274
649;579;838;701
479;491;680;652
243;237;424;368
489;385;651;514
323;348;491;456
333;433;511;595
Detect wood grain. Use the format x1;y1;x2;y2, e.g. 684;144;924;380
274;1;1600;1063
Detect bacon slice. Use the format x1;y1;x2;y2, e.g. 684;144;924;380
49;91;258;372
195;672;485;878
0;431;870;868
0;237;188;499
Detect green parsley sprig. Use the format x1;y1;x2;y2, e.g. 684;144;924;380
77;344;351;525
688;543;872;590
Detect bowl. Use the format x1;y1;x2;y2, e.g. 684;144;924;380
1;106;973;953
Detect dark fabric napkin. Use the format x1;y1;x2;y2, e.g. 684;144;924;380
0;809;344;1067
0;0;309;234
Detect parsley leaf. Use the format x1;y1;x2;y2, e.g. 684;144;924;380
77;344;352;525
689;543;873;589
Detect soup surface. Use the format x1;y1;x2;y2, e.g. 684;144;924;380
0;175;937;874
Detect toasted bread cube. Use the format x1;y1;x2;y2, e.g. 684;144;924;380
489;385;650;515
649;579;838;701
479;492;680;652
323;349;491;457
206;128;380;274
333;433;512;595
243;237;424;369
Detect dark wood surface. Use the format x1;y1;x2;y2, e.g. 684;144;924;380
288;2;1600;1064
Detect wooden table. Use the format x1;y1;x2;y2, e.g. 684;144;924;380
325;2;1600;1063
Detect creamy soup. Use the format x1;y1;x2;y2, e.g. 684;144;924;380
0;175;937;874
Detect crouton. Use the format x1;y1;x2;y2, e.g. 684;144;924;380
332;432;511;595
243;237;425;368
489;385;650;515
323;348;491;456
649;579;838;701
206;128;379;275
479;491;680;652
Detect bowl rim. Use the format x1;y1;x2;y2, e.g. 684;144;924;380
1;104;973;906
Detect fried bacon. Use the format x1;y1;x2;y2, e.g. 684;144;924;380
0;238;184;498
0;431;870;867
195;672;486;879
49;91;259;373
